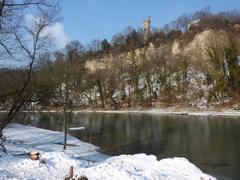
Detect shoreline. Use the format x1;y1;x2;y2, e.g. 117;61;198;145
6;109;240;117
85;110;240;117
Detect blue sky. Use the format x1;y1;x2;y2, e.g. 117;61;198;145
60;0;240;46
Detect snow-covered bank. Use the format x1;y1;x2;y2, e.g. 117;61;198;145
2;123;108;162
147;109;240;117
7;108;240;117
0;124;216;180
74;109;240;117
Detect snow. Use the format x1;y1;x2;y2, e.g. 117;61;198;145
2;123;107;161
76;155;215;180
0;124;216;180
74;109;240;117
145;109;240;116
69;127;85;131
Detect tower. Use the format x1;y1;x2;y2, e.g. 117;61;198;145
143;17;151;42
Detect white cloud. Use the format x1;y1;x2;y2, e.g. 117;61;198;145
45;22;70;49
25;14;70;49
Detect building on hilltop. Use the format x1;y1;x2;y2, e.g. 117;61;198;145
188;19;201;31
143;17;151;43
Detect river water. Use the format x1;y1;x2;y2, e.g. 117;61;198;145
12;112;240;180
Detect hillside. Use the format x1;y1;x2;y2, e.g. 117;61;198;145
81;25;240;110
1;9;240;111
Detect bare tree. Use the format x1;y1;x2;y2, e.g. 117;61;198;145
88;39;102;53
0;0;60;145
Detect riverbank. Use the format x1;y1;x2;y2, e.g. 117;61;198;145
2;106;240;117
33;108;240;117
0;123;216;180
88;109;240;117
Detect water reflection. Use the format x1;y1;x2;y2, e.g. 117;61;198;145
12;112;240;180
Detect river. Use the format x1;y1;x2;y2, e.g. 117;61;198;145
12;112;240;180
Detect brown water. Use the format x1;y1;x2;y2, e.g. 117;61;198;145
12;112;240;180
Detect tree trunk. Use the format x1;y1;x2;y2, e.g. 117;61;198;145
63;61;69;150
97;80;105;108
63;108;67;150
120;80;126;100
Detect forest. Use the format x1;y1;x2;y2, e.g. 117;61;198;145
1;7;240;112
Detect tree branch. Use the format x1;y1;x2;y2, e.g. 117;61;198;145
4;2;52;8
0;41;12;56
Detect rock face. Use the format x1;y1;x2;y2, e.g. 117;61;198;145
172;40;181;55
184;29;230;74
84;28;240;97
234;24;240;31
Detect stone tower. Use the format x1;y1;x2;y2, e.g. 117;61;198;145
143;17;151;42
